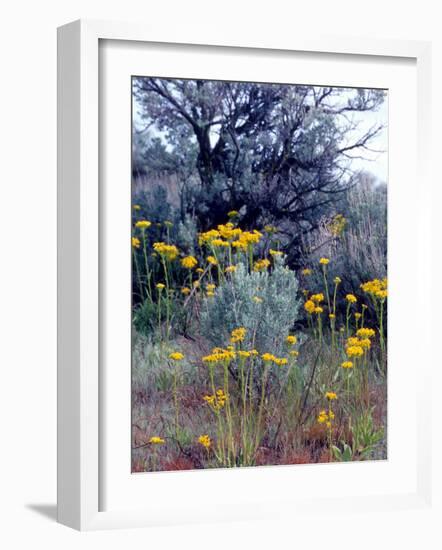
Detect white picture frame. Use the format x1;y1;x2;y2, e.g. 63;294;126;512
57;19;432;531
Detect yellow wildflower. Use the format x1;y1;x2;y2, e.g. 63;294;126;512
346;345;364;358
230;327;246;343
253;296;263;304
198;434;211;449
290;350;299;358
133;204;141;210
286;335;297;345
225;265;237;273
333;276;341;284
149;436;165;444
341;361;353;369
356;327;376;339
153;242;179;261
317;410;328;424
156;283;165;290
319;257;330;265
203;389;227;409
261;353;277;362
314;306;323;314
135;220;152;229
358;338;371;349
304;300;316;314
311;293;324;303
193;281;200;288
269;249;283;257
169;352;184;361
302;268;312;276
253;258;271;272
238;350;251;359
354;312;362;320
181;255;198;269
207;255;218;265
132;237;141;249
227;210;239;218
329;313;336;319
325;391;337;401
346;293;357;304
274;357;288;366
181;287;191;295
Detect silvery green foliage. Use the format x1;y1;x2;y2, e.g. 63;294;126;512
176;214;198;254
201;258;301;355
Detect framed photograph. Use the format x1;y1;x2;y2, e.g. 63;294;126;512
57;19;432;530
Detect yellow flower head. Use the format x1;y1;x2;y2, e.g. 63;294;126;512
135;220;152;230
193;280;200;288
269;249;283;257
156;283;165;290
227;210;239;218
198;434;211;449
253;296;263;304
206;290;215;297
358;338;371;350
153;242;179;261
238;350;251;359
225;265;237;273
356;327;376;339
314;306;323;314
261;352;276;362
319;257;330;265
132;237;141;249
202;350;235;364
169;352;184;361
333;276;342;285
317;410;329;424
329;313;336;319
181;287;191;295
290;350;299;358
253;258;271;272
207;255;218;266
346;293;357;304
133;204;141;211
311;293;324;303
164;220;173;228
354;312;362;319
149;436;165;444
230;327;247;344
206;283;216;292
203;389;227;409
274;357;288;366
286;335;297;345
346;345;364;358
325;391;337;401
302;268;312;276
304;300;316;314
341;361;353;369
181;255;198;269
196;268;204;274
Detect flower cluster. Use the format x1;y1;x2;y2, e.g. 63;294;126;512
203;389;228;410
181;255;198;269
360;278;388;300
153;242;179;260
198;434;212;449
230;327;246;344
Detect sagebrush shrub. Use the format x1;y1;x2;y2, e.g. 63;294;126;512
201;258;301;355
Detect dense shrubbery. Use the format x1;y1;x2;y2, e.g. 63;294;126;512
131;210;387;471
